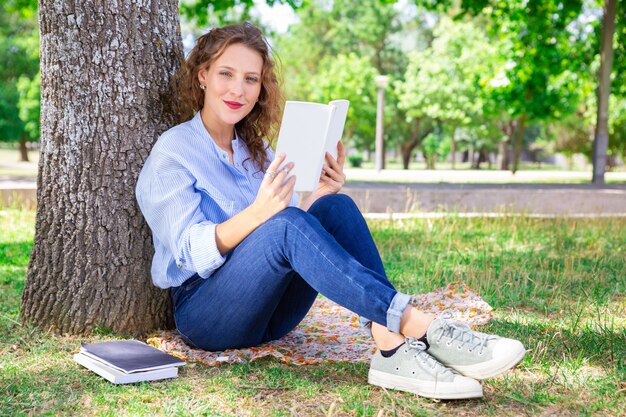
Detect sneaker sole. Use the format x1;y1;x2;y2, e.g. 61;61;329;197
368;369;483;400
453;346;526;380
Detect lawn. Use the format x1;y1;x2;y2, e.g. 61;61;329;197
1;209;625;416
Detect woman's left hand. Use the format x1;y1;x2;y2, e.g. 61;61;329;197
314;140;346;197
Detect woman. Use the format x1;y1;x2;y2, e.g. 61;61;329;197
136;22;525;400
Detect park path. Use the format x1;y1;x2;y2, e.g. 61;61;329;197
341;181;626;215
2;173;625;215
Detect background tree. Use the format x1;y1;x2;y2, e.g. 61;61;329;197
0;2;39;161
592;0;617;183
16;71;40;149
307;53;378;153
276;0;430;166
21;0;183;335
396;17;499;169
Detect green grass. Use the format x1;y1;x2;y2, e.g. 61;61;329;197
1;209;625;416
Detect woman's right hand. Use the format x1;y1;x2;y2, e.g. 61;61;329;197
251;152;296;223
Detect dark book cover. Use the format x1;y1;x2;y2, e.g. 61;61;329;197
80;340;186;373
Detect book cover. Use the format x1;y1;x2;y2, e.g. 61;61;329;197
275;99;350;192
79;340;186;374
74;353;179;385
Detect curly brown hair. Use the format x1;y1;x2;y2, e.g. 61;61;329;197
176;22;283;171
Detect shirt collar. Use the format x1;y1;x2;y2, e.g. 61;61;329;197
192;111;246;161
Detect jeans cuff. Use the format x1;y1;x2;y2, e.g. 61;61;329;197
359;291;412;335
386;291;411;333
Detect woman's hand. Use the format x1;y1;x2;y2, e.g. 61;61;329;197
313;140;346;197
250;152;296;223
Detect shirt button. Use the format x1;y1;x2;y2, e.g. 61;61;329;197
177;263;183;269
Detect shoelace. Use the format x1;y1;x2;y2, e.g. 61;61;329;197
434;312;495;355
406;337;452;374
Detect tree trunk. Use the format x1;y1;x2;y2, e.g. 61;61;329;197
401;142;413;169
592;0;617;184
498;120;515;170
511;113;527;174
450;131;456;169
400;120;433;169
498;140;509;170
473;148;488;170
22;0;183;335
426;154;436;170
19;135;29;162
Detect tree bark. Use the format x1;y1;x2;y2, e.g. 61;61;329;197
19;135;29;162
22;0;183;335
592;0;617;184
511;113;527;174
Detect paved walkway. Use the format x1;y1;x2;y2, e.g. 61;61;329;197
341;181;626;215
2;174;625;215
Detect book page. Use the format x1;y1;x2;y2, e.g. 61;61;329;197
276;101;334;192
325;100;350;159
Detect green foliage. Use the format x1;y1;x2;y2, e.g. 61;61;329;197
16;72;40;142
347;154;363;168
180;0;304;27
307;53;378;150
397;17;495;126
0;83;23;143
414;0;597;171
608;95;626;161
277;0;433;160
0;3;39;144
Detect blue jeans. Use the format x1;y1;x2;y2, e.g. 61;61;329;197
171;194;411;351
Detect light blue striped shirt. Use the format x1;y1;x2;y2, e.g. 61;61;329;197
136;112;298;289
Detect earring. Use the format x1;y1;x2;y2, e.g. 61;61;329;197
200;84;206;91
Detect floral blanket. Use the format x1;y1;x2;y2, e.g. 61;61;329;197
147;281;492;366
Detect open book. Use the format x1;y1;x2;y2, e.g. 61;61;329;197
275;100;349;192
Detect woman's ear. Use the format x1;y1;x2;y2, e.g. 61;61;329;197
198;67;209;87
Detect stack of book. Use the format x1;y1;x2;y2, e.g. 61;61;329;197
74;340;186;384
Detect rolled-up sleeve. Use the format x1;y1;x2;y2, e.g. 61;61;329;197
136;152;226;279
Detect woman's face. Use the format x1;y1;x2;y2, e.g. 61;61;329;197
198;43;263;129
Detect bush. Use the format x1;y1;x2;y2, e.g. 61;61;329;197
348;154;363;168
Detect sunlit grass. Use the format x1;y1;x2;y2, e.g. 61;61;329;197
1;209;625;416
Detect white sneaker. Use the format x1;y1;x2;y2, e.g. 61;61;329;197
426;313;526;380
368;338;483;400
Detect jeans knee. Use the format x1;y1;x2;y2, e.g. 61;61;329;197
263;207;311;239
309;194;359;219
315;194;358;211
270;206;307;223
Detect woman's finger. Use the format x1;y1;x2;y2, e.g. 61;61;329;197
322;164;345;182
279;175;296;200
325;152;345;176
272;162;294;188
263;152;287;184
336;140;346;166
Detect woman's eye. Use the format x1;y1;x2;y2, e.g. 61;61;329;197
246;76;259;83
219;71;232;77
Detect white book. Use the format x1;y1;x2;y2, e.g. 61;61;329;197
74;353;179;384
275;99;350;192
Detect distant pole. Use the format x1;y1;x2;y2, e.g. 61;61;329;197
375;75;388;172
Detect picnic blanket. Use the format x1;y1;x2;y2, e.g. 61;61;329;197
147;281;492;366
